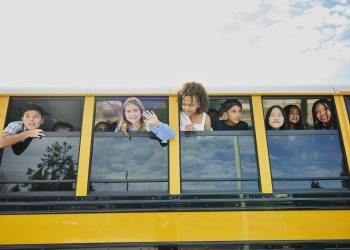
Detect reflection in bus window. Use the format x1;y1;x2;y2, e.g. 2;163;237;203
90;133;168;193
181;131;259;192
267;130;348;190
0;133;80;192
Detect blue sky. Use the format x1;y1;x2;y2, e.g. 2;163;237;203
0;0;349;88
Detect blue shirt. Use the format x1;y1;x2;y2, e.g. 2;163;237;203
116;122;175;143
149;123;176;143
3;121;27;135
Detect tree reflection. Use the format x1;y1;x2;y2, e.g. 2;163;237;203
25;142;77;191
0;173;8;191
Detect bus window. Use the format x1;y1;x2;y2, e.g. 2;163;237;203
89;97;169;193
0;97;84;193
345;96;350;121
181;97;260;192
262;97;349;191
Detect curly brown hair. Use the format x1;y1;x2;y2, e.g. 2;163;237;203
178;82;209;114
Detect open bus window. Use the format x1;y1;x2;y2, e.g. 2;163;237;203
262;97;349;191
180;97;260;192
89;97;169;193
0;97;84;193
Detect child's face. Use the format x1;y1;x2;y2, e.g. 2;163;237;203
268;107;284;129
124;103;142;125
315;103;331;124
95;124;109;132
224;105;242;125
21;110;44;130
182;96;199;117
289;107;300;124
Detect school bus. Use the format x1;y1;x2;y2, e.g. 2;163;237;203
0;84;350;250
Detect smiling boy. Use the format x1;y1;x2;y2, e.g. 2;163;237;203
0;104;45;149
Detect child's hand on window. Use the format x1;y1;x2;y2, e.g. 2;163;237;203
26;129;45;138
184;124;196;131
143;110;161;128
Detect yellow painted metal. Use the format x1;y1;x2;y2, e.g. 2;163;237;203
75;97;95;196
0;96;9;130
334;96;350;173
169;96;181;195
1;210;350;245
251;96;273;193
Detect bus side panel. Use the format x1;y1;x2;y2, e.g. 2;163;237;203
0;210;350;245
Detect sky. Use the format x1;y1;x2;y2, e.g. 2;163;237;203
0;0;349;89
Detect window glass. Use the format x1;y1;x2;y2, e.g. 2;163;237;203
181;97;259;192
0;97;83;193
181;131;259;192
0;133;80;192
263;97;349;191
90;97;169;193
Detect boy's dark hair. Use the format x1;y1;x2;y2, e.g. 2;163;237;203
178;82;209;114
22;104;44;117
218;99;242;116
52;121;74;131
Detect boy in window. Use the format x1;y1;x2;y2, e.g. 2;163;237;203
212;99;248;130
0;104;45;154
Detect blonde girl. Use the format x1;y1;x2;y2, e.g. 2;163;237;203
116;97;175;142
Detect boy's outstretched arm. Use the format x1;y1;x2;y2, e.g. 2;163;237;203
0;129;45;148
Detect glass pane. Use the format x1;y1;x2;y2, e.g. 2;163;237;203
90;133;168;193
181;131;259;192
0;133;80;192
267;130;348;190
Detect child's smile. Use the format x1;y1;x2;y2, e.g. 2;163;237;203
124;103;142;125
182;95;199;117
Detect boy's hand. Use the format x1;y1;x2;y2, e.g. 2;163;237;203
26;129;45;138
143;110;161;127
